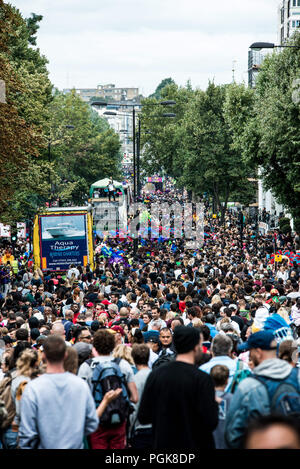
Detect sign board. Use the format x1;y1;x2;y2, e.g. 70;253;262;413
259;222;269;233
17;222;26;238
147;177;163;183
275;254;282;263
39;213;89;271
212;214;217;219
0;224;11;237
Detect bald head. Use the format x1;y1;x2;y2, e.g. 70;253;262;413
119;307;129;318
51;322;66;338
65;310;74;320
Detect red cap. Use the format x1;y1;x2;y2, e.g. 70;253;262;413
101;299;111;305
87;302;94;307
111;325;125;336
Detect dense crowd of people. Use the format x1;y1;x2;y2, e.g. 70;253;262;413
0;186;300;450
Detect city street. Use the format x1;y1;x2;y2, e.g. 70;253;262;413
0;0;300;457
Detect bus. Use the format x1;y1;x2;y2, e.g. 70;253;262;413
33;206;94;272
89;178;132;237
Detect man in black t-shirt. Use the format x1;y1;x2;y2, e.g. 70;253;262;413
138;326;218;450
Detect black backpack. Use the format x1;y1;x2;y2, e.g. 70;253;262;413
152;351;176;370
90;357;131;427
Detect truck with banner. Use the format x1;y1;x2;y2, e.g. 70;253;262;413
33;206;94;272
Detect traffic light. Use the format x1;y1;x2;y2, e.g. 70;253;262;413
11;223;17;243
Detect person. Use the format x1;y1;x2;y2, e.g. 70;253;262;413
278;340;299;366
243;414;300;449
225;330;300;449
18;335;99;449
129;344;153;449
199;334;240;392
50;321;72;346
148;306;166;330
107;178;116;202
72;342;93;369
137;326;219;449
158;327;176;355
210;365;233;449
77;329;138;449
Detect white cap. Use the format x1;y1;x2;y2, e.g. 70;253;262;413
33;312;44;321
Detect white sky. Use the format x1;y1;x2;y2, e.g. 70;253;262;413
10;0;280;96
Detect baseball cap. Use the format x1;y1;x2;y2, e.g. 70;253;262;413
238;330;277;352
73;342;92;358
101;299;111;306
111;325;125;336
148;336;160;344
279;296;287;304
86;302;94;308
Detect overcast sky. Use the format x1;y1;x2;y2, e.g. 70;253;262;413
10;0;280;96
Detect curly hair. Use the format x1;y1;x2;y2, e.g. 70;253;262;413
16;349;39;377
93;329;115;355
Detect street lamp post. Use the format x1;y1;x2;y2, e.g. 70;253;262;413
249;42;300;50
94;100;176;255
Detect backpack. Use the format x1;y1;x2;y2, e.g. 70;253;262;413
230;359;252;394
254;367;300;417
0;375;16;430
0;399;8;429
152;351;176;370
90;358;130;427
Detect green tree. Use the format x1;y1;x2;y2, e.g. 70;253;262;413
149;77;176;99
45;90;121;205
181;82;252;221
0;1;52;223
140;82;193;179
232;33;300;219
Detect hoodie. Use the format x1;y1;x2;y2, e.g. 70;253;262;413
225;358;296;449
254;358;292;380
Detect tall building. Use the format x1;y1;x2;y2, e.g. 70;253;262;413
248;49;266;89
278;0;300;44
63;84;141;104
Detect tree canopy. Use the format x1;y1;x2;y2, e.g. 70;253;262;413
139;81;256;220
225;33;300;220
0;1;122;223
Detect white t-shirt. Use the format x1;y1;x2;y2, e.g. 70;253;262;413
287;292;300;299
67;268;80;279
77;354;135;389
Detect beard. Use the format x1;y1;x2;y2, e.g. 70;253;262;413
250;352;260;368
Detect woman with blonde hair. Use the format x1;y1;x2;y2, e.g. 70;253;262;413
277;306;291;325
211;294;221;305
31;269;43;287
192;318;203;328
112;344;137;374
10;349;40;447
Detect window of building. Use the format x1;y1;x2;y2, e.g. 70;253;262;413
288;0;291;17
293;0;296;7
297;19;300;26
